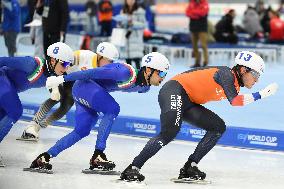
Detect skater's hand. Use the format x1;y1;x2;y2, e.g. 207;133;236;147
259;83;278;99
50;87;61;101
46;76;65;89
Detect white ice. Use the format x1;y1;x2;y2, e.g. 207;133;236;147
1;121;284;189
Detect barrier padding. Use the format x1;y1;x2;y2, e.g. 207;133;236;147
21;103;284;152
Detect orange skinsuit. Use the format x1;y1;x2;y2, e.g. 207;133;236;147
172;67;240;104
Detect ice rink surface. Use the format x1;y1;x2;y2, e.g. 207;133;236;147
1;121;284;189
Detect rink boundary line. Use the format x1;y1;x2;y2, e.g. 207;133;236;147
17;120;284;156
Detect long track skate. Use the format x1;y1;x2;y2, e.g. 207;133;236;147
171;177;211;184
23;167;53;174
82;168;120;175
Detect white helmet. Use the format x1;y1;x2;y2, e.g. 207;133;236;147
234;51;265;75
141;52;170;72
47;42;74;64
96;42;119;61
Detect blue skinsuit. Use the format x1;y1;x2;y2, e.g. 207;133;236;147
47;63;150;157
0;56;47;143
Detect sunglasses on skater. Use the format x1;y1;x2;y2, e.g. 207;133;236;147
58;60;71;68
250;69;260;80
158;70;167;78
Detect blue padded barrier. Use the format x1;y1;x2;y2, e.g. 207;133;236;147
21;103;284;152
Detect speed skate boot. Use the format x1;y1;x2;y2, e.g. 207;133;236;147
120;164;145;182
89;149;115;170
30;152;52;171
19;121;40;141
178;161;206;180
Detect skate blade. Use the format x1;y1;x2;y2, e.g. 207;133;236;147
113;179;147;186
0;164;5;167
171;178;211;185
82;168;120;175
23;167;53;174
16;137;38;142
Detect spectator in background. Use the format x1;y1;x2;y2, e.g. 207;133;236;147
255;0;265;14
243;6;263;39
117;0;146;69
214;9;238;44
85;0;98;36
98;0;113;36
1;0;20;57
256;0;271;36
207;20;215;43
29;0;44;57
268;9;284;43
278;0;284;13
185;0;209;67
25;0;37;25
36;0;69;58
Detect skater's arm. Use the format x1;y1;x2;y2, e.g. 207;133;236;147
230;83;279;106
215;68;278;106
46;63;131;89
0;57;37;73
64;63;130;81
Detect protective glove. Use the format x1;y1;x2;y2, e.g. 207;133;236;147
46;76;65;89
49;87;61;101
259;83;278;99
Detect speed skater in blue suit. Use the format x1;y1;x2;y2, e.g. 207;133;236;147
0;42;73;151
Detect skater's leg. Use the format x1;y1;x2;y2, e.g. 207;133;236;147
183;104;226;164
121;81;189;181
178;104;226;180
43;81;74;127
33;98;58;127
0;75;23;143
131;81;187;169
20;98;58;140
89;89;120;170
47;103;97;158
